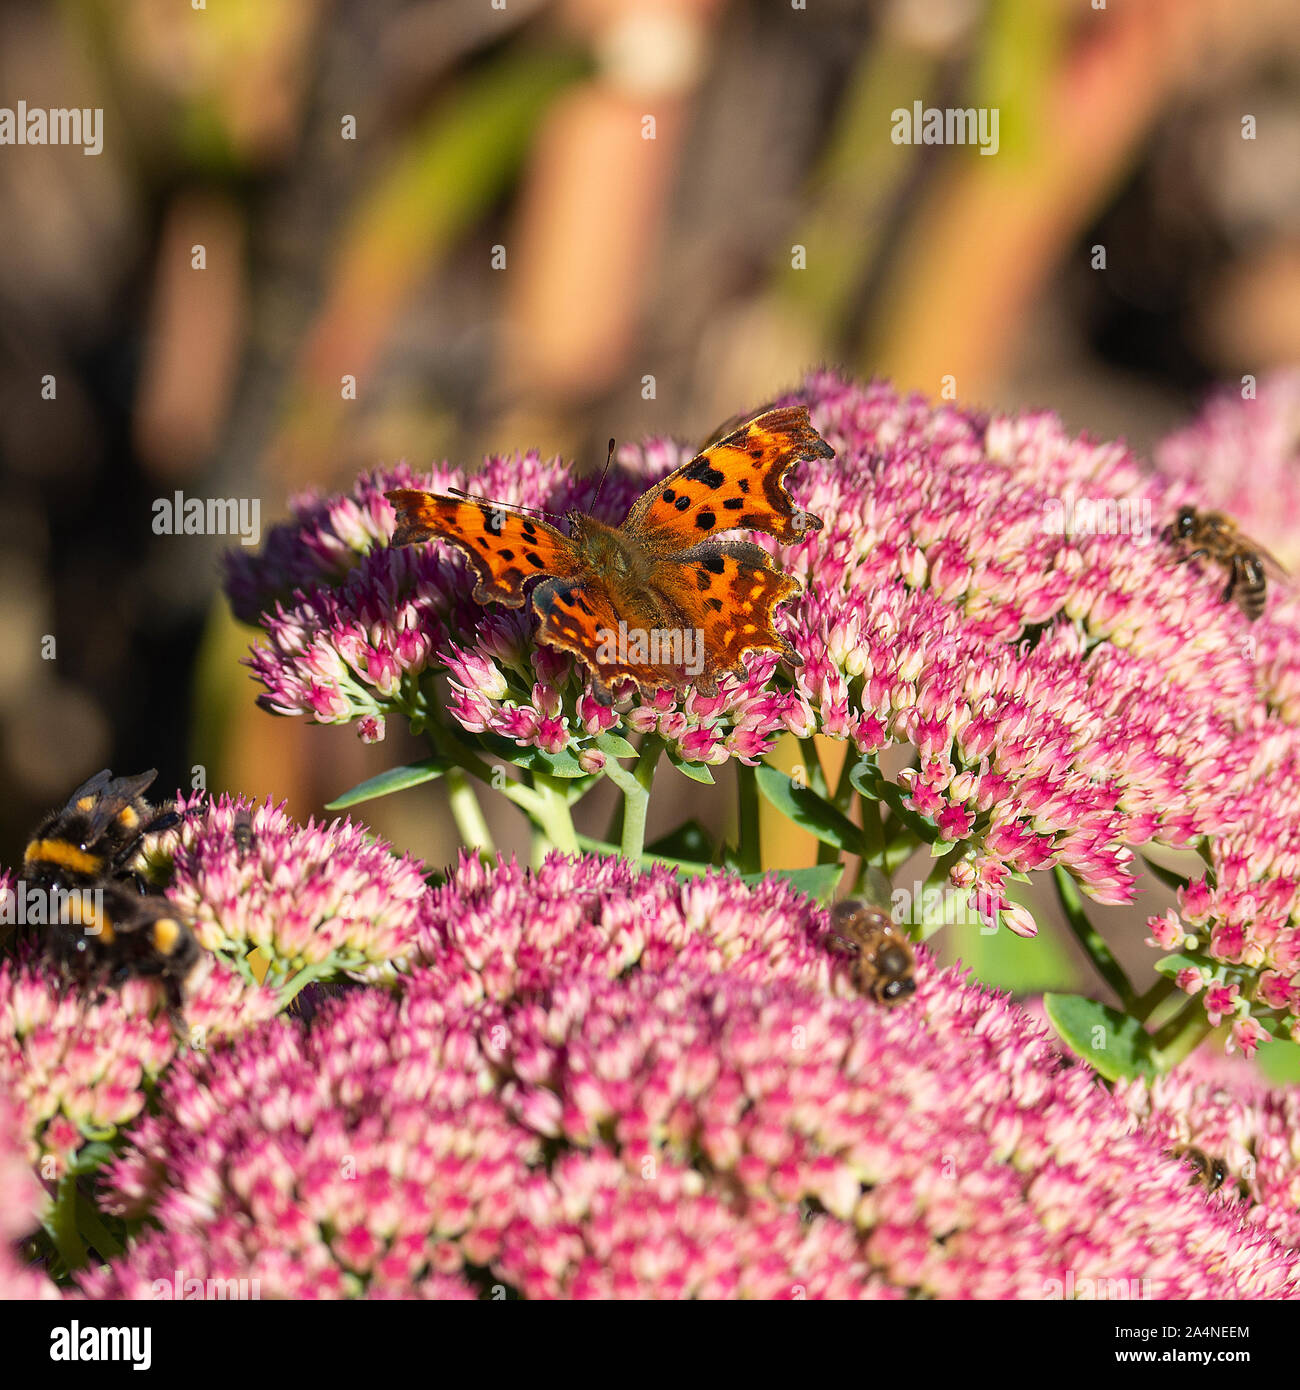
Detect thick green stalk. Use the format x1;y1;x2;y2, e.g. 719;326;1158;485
1151;1003;1216;1072
45;1173;86;1272
444;767;495;858
1052;865;1137;1013
735;763;761;874
601;737;662;862
526;773;581;862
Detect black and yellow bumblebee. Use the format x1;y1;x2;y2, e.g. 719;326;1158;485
19;769;199;1010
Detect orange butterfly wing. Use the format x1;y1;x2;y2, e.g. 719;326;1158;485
385;489;581;606
651;539;802;688
620;405;830;551
532;540;802;702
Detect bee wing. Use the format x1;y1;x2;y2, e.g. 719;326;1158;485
64;768;113;809
83;769;159;844
1256;543;1292;585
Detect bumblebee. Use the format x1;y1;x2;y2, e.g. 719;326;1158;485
24;768;177;892
1165;506;1288;621
20;769;199;1010
828;899;916;1006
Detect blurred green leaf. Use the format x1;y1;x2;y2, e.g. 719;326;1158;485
646;820;715;865
740;863;843;905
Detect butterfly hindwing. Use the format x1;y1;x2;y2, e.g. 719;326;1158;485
385;489;582;606
531;578;690;704
621;405;831;552
648;539;802;690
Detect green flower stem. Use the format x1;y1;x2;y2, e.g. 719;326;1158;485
602;737;662;862
735;763;762;875
426;718;578;851
525;773;581;862
1052;865;1138;1014
1151;1002;1216;1072
575;832;710;877
860;794;885;867
444;767;495;858
1132;975;1178;1026
75;1190;123;1260
831;744;858;812
796;737;830;797
46;1172;86;1272
275;959;335;1011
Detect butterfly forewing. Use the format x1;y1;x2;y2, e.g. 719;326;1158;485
385;489;582;607
622;406;831;552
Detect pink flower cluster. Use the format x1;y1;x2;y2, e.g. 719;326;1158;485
0;791;431;1191
156;793;431;988
81;853;1298;1299
221;371;1300;1040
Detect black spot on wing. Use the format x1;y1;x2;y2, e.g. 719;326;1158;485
723;497;744;510
701;552;725;574
525;551;544;568
674;495;690;512
695;512;715;530
683;458;726;490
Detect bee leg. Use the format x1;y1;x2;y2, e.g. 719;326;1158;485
1221;558;1240;606
1176;547;1209;566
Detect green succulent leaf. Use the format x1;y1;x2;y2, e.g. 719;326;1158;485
593;732;638;759
755;764;860;851
326;757;453;809
667;751;715;785
1043;993;1156;1082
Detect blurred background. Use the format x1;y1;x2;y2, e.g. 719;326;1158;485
1;0;1298;1044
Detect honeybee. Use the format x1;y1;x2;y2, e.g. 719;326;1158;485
828;899;916;1006
232;807;255;856
1177;1146;1228;1193
20;769;199;1010
1165;507;1288;621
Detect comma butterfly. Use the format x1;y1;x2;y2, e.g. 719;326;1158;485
384;405;832;704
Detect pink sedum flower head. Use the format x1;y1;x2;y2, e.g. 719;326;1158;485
84;855;1299;1299
153;793;431;993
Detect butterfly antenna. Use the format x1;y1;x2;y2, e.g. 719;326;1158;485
445;487;563;523
592;437;616;504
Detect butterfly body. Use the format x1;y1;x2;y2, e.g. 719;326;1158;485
387;406;831;703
